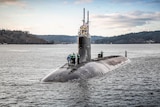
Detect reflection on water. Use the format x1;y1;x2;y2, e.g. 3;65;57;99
0;44;160;106
68;80;91;107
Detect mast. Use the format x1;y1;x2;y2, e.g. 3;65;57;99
87;11;89;35
87;11;89;24
83;8;85;25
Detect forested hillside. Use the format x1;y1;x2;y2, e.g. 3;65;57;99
0;29;48;44
1;29;159;44
37;35;104;44
95;31;160;44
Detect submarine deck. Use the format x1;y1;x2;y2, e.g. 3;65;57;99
60;55;125;73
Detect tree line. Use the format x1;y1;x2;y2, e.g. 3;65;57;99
1;29;159;44
0;29;50;44
95;31;160;44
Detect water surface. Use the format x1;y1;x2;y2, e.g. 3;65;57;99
0;44;160;107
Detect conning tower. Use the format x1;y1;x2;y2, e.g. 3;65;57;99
78;8;91;63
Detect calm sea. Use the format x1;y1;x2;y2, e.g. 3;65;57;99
0;44;160;107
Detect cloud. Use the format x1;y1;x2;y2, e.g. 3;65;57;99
104;0;160;5
91;11;160;29
74;0;93;4
152;0;160;3
108;0;160;3
63;0;68;4
0;0;27;8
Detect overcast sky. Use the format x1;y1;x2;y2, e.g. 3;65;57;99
0;0;160;36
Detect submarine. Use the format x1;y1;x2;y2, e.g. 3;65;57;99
41;8;129;82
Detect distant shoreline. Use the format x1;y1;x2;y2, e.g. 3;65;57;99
1;29;160;44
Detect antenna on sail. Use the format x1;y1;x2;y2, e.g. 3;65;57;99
83;8;85;25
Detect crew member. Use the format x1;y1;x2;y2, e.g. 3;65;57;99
101;51;103;58
67;54;71;65
72;53;76;64
77;54;80;64
70;54;73;64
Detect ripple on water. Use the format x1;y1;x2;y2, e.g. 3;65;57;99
1;45;160;106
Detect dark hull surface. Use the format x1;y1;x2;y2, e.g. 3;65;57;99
41;56;128;82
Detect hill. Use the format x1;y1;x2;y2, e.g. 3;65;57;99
37;35;77;44
0;29;49;44
1;29;159;44
36;35;104;44
95;31;160;44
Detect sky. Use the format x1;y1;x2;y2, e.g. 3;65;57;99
0;0;160;36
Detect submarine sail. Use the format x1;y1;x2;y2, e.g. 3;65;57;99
78;8;91;63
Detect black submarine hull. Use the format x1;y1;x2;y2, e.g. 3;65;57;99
41;56;129;82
